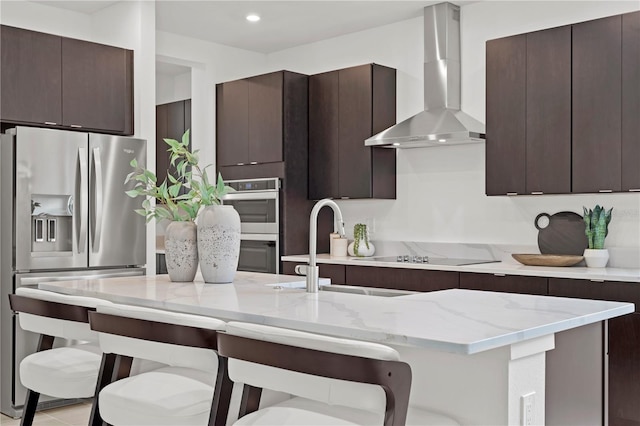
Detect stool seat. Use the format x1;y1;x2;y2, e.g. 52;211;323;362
99;366;215;426
234;397;460;426
20;343;102;399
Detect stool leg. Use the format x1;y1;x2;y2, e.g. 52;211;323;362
238;384;262;417
210;357;233;426
19;390;39;426
89;353;118;426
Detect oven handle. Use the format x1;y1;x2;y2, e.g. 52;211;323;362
240;233;278;242
223;191;278;201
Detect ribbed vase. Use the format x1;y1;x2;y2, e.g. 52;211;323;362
164;221;198;282
197;205;241;283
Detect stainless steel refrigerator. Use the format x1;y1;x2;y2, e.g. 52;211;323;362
0;126;147;417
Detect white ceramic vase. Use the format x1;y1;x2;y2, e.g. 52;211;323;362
583;248;609;268
347;238;375;257
164;221;198;282
197;205;241;283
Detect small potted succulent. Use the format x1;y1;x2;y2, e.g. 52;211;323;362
582;205;613;268
347;223;375;257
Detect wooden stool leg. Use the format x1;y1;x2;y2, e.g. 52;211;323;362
89;353;118;426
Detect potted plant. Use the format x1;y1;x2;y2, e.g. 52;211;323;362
347;223;375;257
163;131;239;283
125;131;201;282
582;205;613;268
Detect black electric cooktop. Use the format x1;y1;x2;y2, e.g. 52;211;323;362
354;255;499;266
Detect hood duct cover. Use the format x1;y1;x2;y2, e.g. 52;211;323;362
365;2;485;148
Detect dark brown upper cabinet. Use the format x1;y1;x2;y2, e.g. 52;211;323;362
0;25;133;135
309;63;396;200
485;34;526;196
486;11;638;195
0;26;62;126
622;11;640;192
62;38;133;134
486;26;571;196
572;15;622;193
216;71;302;167
156;99;191;187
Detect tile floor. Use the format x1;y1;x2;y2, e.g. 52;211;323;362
0;401;92;426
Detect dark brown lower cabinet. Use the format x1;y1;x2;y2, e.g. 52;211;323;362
282;262;346;285
609;313;640;426
281;262;458;292
460;272;547;295
345;266;458;292
548;278;640;426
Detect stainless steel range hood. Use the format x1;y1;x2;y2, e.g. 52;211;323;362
365;2;485;148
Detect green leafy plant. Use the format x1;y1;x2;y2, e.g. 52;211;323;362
353;223;370;256
163;130;234;206
583;205;613;249
125;129;233;223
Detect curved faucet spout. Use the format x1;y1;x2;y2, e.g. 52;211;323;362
307;199;345;293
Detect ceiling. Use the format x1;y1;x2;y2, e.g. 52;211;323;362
31;1;472;53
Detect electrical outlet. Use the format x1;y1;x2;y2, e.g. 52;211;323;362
521;392;535;426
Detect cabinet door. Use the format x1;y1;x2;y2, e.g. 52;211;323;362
608;313;640;425
157;101;187;185
248;72;283;164
345;266;458;292
216;80;249;166
460;272;547;295
281;262;346;285
572;16;622;193
526;26;571;194
371;65;397;199
338;65;373;199
62;38;132;134
0;26;62;125
155;103;169;186
486;34;526;195
622;11;640;192
309;71;340;199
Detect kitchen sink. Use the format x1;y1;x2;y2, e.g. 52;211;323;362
320;284;416;297
267;282;416;297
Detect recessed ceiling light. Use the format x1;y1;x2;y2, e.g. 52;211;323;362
438;139;447;143
246;14;260;22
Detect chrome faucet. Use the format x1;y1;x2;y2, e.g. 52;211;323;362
296;199;346;293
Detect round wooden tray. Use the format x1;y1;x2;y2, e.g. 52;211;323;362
512;254;584;267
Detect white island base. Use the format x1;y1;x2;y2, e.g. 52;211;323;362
395;324;602;425
38;272;628;426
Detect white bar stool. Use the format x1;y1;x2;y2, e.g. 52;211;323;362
214;322;459;426
9;287;112;426
89;303;232;426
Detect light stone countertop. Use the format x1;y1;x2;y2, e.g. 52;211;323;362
281;254;640;283
39;271;633;355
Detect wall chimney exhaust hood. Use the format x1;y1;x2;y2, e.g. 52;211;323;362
365;2;485;148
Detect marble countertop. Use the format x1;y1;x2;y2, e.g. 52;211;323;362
39;271;633;355
281;254;640;283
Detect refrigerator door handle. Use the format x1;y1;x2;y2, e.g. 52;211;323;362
91;147;104;252
77;147;88;254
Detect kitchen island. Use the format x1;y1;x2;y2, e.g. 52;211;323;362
40;271;633;425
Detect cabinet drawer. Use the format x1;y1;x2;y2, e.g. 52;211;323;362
282;262;346;285
549;278;640;313
345;266;458;292
460;272;547;295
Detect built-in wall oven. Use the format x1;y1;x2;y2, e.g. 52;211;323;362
222;178;280;274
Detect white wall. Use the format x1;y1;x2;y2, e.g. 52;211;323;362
266;1;640;250
156;71;192;105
